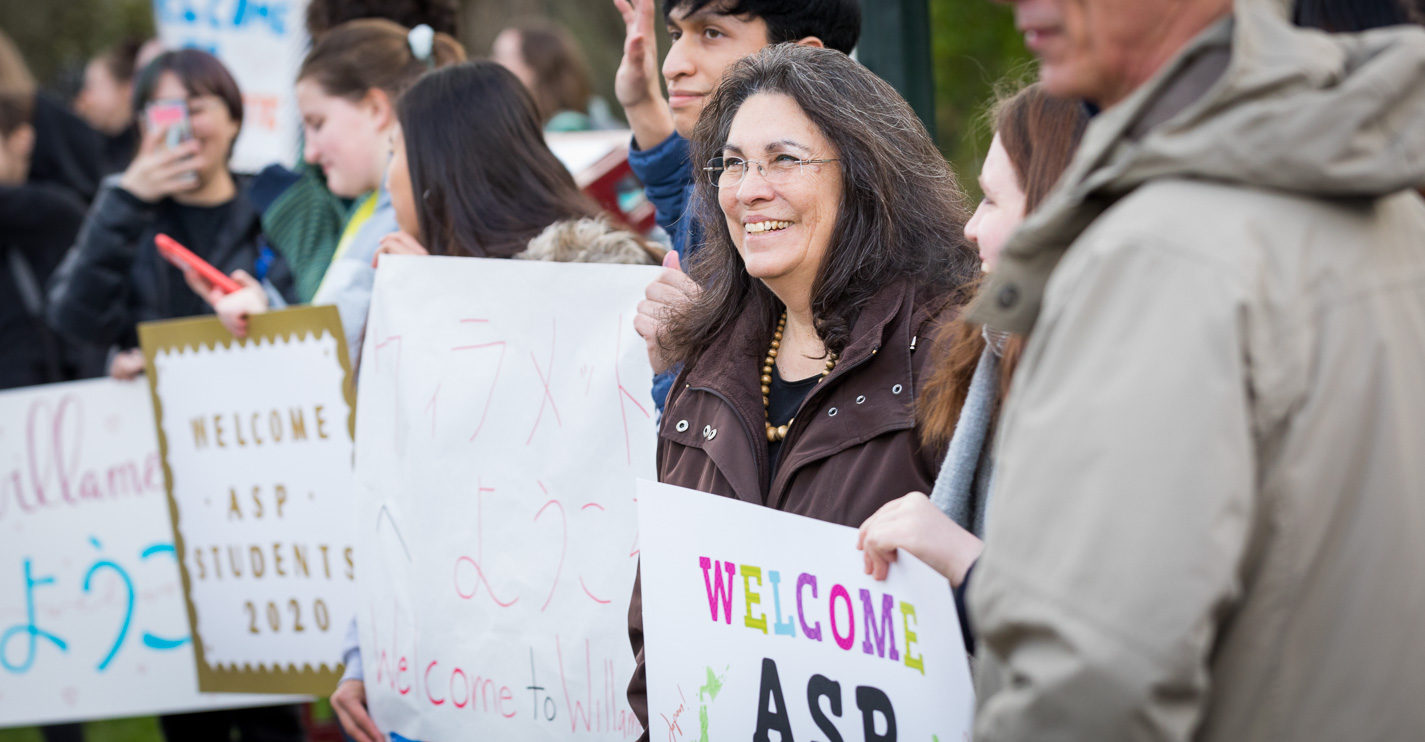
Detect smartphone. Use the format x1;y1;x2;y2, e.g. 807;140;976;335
154;233;242;295
146;99;193;150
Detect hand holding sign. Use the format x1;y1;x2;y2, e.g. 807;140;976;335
857;492;983;586
637;480;975;742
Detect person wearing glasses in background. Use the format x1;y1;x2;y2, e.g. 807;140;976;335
624;44;981;738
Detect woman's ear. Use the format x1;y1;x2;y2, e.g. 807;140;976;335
795;37;826;49
363;88;396;131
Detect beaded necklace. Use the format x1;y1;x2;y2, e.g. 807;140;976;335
762;310;838;442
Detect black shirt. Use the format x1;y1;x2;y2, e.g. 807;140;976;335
0;182;89;388
766;366;820;474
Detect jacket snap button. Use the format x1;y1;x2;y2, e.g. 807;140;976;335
892;384;903;395
676;420;689;432
702;425;712;438
998;284;1020;309
828;407;838;417
707;428;717;440
855;395;866;405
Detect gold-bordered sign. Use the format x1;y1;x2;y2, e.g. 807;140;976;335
139;305;356;694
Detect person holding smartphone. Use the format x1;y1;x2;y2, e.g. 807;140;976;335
47;49;297;381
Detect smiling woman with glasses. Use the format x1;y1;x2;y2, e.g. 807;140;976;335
624;43;980;730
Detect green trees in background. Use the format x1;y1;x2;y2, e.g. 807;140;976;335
930;0;1035;195
0;0;154;96
4;0;1031;191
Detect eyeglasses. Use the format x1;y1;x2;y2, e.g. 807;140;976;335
704;156;840;187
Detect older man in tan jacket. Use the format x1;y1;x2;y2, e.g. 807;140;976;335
966;0;1425;739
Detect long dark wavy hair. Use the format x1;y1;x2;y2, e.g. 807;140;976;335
662;44;978;363
396;61;603;258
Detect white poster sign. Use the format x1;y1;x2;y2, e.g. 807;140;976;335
637;480;975;742
355;256;660;741
0;379;300;727
140;306;357;693
153;0;310;173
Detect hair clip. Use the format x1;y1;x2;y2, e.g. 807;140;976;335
408;24;435;70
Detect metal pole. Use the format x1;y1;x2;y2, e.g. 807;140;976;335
857;0;938;142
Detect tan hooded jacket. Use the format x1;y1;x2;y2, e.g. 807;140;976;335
965;2;1425;740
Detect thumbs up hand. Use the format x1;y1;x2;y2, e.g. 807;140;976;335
634;250;699;374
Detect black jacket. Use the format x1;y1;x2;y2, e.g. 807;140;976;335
47;176;297;350
29;93;105;204
0;182;91;388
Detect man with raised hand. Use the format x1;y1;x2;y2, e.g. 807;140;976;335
965;0;1425;739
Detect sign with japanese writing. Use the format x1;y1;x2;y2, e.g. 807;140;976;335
153;0;311;173
354;256;660;740
139;306;357;694
0;378;301;727
636;480;975;742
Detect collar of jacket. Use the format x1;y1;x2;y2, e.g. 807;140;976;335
676;276;942;499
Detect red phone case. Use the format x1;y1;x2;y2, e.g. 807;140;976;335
154;233;243;294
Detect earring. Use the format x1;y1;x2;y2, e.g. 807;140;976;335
422;189;432;201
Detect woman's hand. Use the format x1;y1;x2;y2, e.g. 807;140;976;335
634;251;699;374
118;125;201;203
331;679;382;742
857;492;984;587
209;270;268;338
108;348;147;380
373;231;429;267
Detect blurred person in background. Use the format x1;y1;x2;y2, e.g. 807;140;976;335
493;19;619;132
189;20;465;357
0;29;103;204
74;38;146;175
251;0;462;301
47;50;297;383
0;76;91;391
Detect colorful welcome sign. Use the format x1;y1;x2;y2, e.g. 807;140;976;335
354;256;661;740
637;480;974;741
0;379;298;726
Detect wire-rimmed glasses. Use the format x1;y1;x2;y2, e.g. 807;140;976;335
704;155;840;187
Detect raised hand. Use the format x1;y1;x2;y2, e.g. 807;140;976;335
118;125;200;203
613;0;676;149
